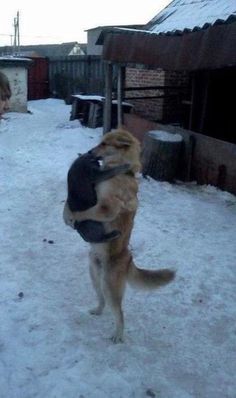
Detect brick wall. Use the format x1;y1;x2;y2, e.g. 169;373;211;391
125;66;190;125
163;70;190;124
125;67;165;121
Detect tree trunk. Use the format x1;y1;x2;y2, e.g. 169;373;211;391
141;130;183;182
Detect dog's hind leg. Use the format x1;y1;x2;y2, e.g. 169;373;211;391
103;269;126;343
89;254;105;316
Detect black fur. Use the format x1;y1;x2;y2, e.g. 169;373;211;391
67;152;129;243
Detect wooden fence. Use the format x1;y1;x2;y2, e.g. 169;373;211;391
49;55;106;101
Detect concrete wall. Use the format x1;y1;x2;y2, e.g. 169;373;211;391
87;29;103;55
1;66;28;112
0;59;31;113
124;113;236;196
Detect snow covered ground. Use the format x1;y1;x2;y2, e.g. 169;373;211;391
0;99;236;398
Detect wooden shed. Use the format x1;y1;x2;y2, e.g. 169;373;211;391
98;0;236;194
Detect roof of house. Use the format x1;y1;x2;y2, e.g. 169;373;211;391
98;0;236;71
97;0;236;45
0;42;87;58
146;0;236;34
85;24;144;32
0;56;32;68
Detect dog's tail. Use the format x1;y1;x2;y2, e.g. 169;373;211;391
128;259;175;290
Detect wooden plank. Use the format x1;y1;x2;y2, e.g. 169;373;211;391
123;94;179;100
124;85;188;91
103;62;113;134
88;103;95;127
117;66;125;128
87;103;103;128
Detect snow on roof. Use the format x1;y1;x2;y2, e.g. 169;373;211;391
0;56;32;64
147;0;236;34
85;24;144;32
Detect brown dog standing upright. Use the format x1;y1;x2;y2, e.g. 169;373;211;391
63;129;175;342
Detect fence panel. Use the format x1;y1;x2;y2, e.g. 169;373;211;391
49;55;105;101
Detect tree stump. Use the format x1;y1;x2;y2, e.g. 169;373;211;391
141;130;183;182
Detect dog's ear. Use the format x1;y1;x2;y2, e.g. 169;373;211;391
116;137;133;148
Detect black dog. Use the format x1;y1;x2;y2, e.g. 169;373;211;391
67;152;129;243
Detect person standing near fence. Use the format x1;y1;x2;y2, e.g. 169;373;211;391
0;71;11;119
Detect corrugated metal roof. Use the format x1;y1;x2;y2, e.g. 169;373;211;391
146;0;236;34
102;21;236;70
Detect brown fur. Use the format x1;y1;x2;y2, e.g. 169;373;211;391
63;129;175;342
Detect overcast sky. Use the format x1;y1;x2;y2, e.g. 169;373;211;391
0;0;171;46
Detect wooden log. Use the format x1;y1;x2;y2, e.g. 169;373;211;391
141;130;183;182
87;102;103;128
70;97;79;121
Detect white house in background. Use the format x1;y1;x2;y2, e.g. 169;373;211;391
0;57;32;113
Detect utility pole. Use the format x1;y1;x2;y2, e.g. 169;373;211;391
13;11;20;54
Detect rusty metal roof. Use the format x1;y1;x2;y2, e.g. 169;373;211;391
98;0;236;71
101;21;236;70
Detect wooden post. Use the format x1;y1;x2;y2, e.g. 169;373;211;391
199;72;210;133
103;62;113;134
189;74;196;130
185;135;195;181
117;65;125;128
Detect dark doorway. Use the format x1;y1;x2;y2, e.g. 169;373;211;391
190;67;236;144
